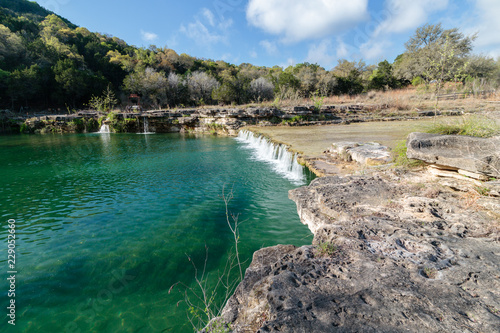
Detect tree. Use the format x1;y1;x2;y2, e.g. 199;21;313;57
394;23;476;82
186;71;219;105
368;60;400;91
466;55;497;79
0;24;25;68
87;85;118;112
165;72;187;107
249;77;274;102
294;64;320;98
422;34;471;109
317;71;338;97
123;68;168;108
7;64;41;110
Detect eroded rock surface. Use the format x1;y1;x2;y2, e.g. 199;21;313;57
406;132;500;178
219;171;500;332
330;142;392;166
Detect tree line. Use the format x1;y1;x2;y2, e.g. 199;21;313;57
1;0;500;112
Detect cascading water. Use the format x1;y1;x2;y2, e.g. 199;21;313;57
138;116;154;134
236;130;306;185
98;124;110;133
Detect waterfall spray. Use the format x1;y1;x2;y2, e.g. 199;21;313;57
236;130;305;184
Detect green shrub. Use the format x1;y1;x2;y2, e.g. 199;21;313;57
392;140;425;168
311;91;325;112
411;76;425;86
20;122;29;134
85;118;99;132
316;242;337;257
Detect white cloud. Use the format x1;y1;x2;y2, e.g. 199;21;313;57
246;0;369;43
336;38;349;59
306;39;336;68
140;30;158;42
469;0;500;50
250;50;258;58
287;58;296;66
360;39;392;61
260;40;278;56
374;0;448;36
180;8;233;46
202;8;216;27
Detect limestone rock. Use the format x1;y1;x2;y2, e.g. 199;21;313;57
406;132;500;178
330;142;392;166
220;172;500;332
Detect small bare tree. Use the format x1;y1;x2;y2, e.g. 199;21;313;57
169;186;244;332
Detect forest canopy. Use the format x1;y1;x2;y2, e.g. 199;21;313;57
1;0;499;111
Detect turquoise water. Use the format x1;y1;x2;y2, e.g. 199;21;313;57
0;133;313;332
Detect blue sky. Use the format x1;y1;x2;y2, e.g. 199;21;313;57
33;0;500;69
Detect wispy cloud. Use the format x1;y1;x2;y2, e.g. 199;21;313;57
260;40;278;56
140;30;158;42
467;0;500;57
246;0;369;43
373;0;449;36
306;39;336;68
180;8;233;46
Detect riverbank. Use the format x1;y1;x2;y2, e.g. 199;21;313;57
0;103;462;136
214;125;500;332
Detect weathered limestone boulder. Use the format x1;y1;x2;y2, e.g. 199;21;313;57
219;172;500;332
330;142;392;166
407;132;500;178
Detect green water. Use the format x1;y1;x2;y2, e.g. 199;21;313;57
0;133;314;333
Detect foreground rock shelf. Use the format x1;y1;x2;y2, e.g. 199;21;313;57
217;142;500;332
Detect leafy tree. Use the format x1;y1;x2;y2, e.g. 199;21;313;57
7;64;41;109
394;23;476;82
186;71;219;105
165;72;187;107
87;85;118;111
273;71;300;94
368;60;400;91
0;23;24;67
123;68;168;108
465;55;497;79
294;63;321;98
53;58;104;106
420;34;471;109
249;77;274;102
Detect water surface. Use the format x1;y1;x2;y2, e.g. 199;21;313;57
0;133;313;332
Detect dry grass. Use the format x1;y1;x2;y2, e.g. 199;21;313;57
169;86;500;115
250;87;500;119
461;189;482;210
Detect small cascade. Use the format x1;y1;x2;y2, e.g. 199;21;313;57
143;117;149;133
138;116;154;134
236;130;305;184
98;124;110;133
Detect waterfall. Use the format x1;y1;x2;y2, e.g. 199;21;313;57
98;124;110;133
139;117;154;134
236;130;306;184
143;117;149;133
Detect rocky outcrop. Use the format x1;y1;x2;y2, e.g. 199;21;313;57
329;142;392;166
220;171;500;332
407;132;500;178
6;104;458;134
